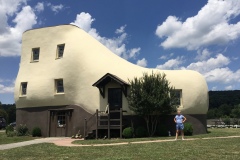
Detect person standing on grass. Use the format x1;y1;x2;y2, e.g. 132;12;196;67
174;110;187;140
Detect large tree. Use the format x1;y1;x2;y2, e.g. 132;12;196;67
128;72;177;136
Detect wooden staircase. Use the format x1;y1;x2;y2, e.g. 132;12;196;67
84;108;125;139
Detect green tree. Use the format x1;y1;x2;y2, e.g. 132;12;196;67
128;72;177;136
230;104;240;125
222;115;231;125
0;109;8;123
207;109;216;119
231;104;240;118
219;104;232;116
6;105;16;123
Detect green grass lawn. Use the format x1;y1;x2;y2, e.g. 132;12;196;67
0;131;37;145
0;128;240;160
72;128;240;145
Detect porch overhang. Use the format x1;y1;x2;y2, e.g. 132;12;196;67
92;73;129;98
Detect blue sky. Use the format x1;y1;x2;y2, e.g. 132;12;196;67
1;0;240;104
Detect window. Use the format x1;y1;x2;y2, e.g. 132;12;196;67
20;82;28;96
171;90;182;106
32;48;40;61
56;44;65;58
55;79;64;93
57;111;66;127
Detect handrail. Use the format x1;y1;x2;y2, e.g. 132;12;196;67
84;112;96;138
84;108;126;139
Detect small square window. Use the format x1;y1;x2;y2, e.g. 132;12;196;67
171;90;182;106
20;82;28;96
56;44;65;58
32;48;40;61
55;79;64;93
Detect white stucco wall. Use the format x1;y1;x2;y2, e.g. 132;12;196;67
14;24;209;115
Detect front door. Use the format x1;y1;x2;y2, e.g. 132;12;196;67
49;111;67;137
108;88;122;110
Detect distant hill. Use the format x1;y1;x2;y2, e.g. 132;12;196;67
209;90;240;109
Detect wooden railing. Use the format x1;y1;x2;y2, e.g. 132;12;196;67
84;108;125;139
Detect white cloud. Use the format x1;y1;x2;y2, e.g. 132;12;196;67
211;86;217;91
232;57;239;60
159;55;167;60
123;47;141;60
115;25;127;34
0;2;37;57
156;0;240;50
71;12;141;60
0;84;14;93
35;2;44;12
185;54;230;73
183;54;240;84
71;12;95;32
47;3;64;14
156;56;184;70
159;53;174;60
136;58;147;67
195;49;211;61
0;0;27;16
225;85;233;90
0;79;15;93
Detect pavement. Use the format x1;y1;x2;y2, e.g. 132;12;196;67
0;137;70;150
1;136;240;150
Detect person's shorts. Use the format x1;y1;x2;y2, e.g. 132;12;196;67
176;123;184;130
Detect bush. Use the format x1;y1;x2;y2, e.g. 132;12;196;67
7;131;16;137
32;127;42;137
135;126;147;137
122;127;134;138
5;125;14;134
156;124;168;136
5;125;16;137
184;122;193;136
16;124;29;136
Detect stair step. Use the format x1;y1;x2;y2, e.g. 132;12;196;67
98;119;121;122
98;125;122;129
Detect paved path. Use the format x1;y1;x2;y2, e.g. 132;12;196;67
0;137;68;150
1;136;240;150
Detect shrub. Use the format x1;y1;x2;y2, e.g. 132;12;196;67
156;124;168;136
135;126;147;138
122;127;134;138
16;124;29;136
32;127;42;137
5;125;14;134
184;122;193;136
7;131;16;137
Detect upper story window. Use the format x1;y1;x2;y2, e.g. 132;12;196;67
55;79;64;93
171;90;182;107
32;48;40;62
56;44;65;59
20;82;28;96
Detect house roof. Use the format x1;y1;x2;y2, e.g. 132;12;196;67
92;73;129;87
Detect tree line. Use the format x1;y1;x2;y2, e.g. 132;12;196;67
208;90;240;120
0;101;16;124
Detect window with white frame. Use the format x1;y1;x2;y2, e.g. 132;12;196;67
56;44;65;58
55;79;64;93
32;48;40;61
171;90;182;107
20;82;28;96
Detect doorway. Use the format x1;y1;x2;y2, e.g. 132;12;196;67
49;111;67;137
108;88;122;110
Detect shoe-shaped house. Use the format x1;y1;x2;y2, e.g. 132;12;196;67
14;24;208;137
